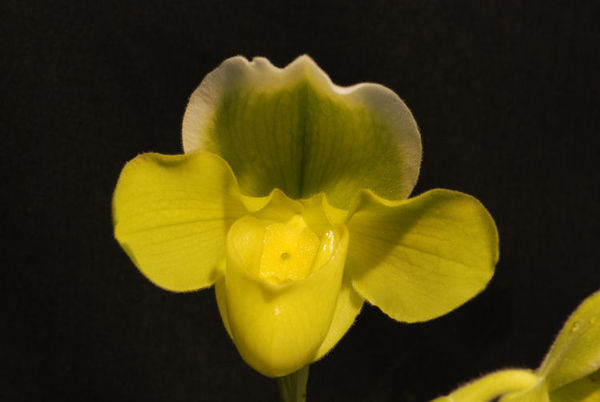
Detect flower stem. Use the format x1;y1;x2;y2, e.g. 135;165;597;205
431;369;540;402
277;365;309;402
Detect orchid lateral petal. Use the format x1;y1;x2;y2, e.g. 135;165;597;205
549;369;600;402
182;55;422;208
346;189;498;323
113;151;246;291
314;274;364;360
224;216;349;377
537;289;600;391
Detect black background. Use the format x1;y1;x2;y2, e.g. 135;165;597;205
3;1;599;401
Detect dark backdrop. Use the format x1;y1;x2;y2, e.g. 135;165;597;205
3;1;599;401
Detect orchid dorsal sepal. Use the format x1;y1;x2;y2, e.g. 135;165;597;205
182;55;422;209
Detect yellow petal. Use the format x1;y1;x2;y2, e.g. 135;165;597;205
216;192;359;361
113;151;246;291
182;55;422;208
314;274;364;360
214;277;232;338
346;189;499;323
549;369;600;402
223;215;349;377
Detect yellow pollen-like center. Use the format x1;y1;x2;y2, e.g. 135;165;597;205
259;215;320;285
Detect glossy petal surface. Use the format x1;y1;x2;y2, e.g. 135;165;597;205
346;189;498;322
113;151;246;291
182;55;422;208
215;191;359;361
224;215;349;377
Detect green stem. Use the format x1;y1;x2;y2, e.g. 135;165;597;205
277;365;309;402
431;369;540;402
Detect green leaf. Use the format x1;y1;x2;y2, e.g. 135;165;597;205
345;189;498;323
537;290;600;391
499;379;549;402
549;369;600;402
182;55;422;208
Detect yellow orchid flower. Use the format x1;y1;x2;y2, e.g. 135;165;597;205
112;55;499;379
432;289;600;402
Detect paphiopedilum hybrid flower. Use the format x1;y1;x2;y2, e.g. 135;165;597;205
113;56;499;377
432;289;600;402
